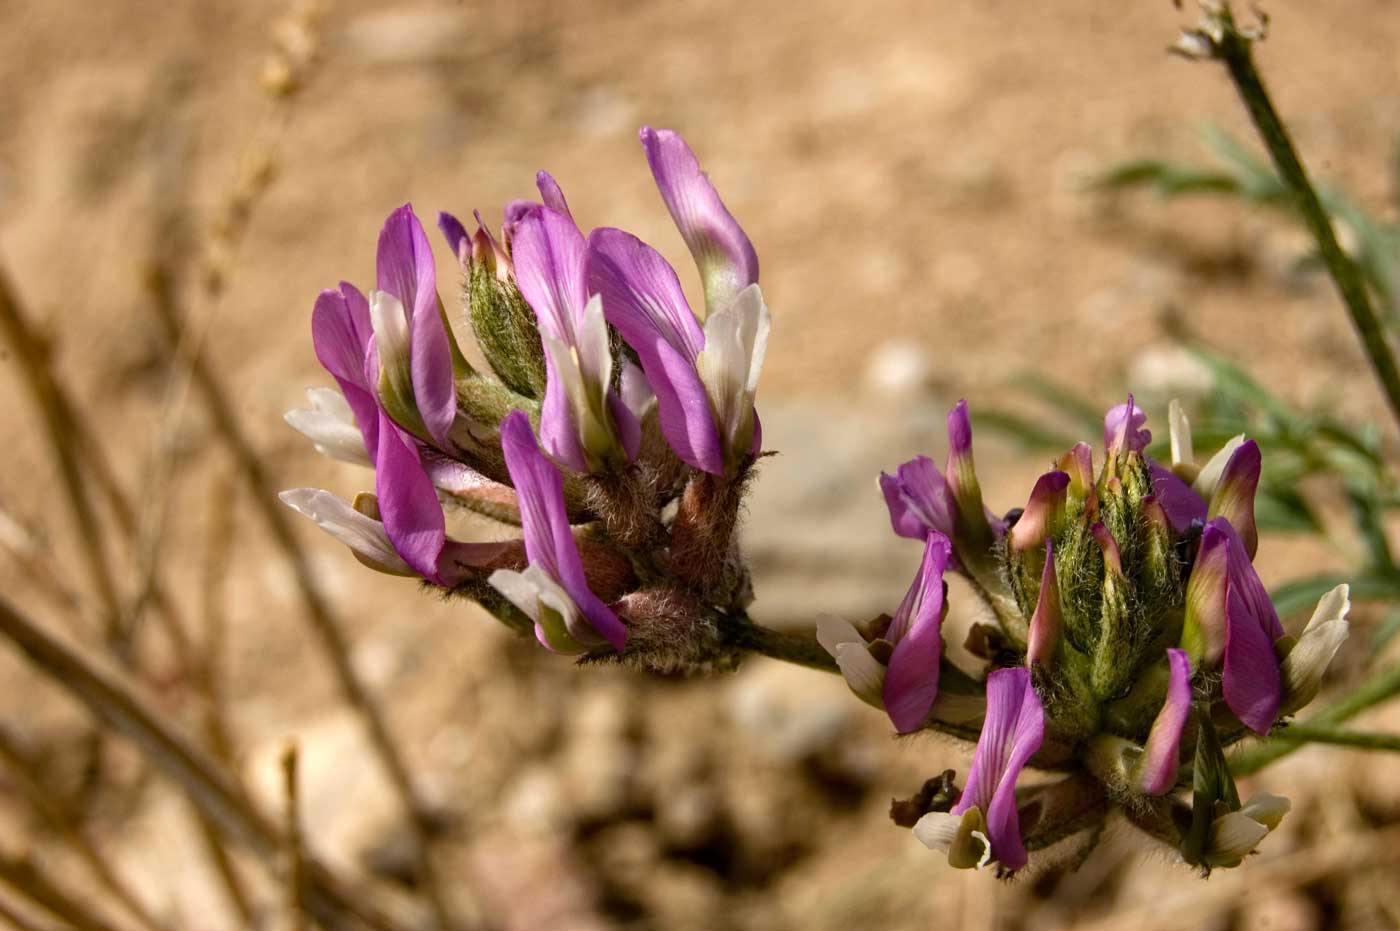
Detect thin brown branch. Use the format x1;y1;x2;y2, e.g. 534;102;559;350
0;727;167;931
282;744;309;931
0;264;128;659
0;847;130;931
144;265;456;930
0;593;413;931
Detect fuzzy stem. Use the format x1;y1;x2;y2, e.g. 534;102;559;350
723;617;839;673
1208;7;1400;430
1267;724;1400;753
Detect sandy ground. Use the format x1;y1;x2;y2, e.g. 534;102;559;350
2;1;1400;929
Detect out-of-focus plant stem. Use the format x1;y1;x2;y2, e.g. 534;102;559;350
1207;5;1400;431
143;264;456;931
1268;724;1400;753
0;593;412;931
1233;660;1400;775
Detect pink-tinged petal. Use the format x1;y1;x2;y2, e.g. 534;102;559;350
1058;442;1094;499
437;211;471;266
499;412;627;649
536;170;574;223
883;534;951;733
1222;581;1283;735
376;204;456;449
1208;439;1262;560
953;667;1044;871
588;227;721;473
311;283;379;458
1010;471;1070;553
1182;520;1231;665
1104;395;1151;454
1026;541;1062;667
606;389;642;463
879;455;956;541
1091;523;1123;576
1136;649;1192;795
374;409;446;584
512;207;587;343
639;127;758;315
943;400;1005;539
1149;460;1207;534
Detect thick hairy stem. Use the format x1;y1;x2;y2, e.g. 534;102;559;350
724;617;839;673
1207;7;1400;431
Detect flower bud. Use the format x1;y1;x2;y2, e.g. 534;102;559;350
456;215;549;400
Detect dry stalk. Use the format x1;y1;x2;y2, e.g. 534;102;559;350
0;846;130;931
0;593;413;931
282;743;309;931
0;727;167;931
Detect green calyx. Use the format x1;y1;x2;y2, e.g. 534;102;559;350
467;260;548;399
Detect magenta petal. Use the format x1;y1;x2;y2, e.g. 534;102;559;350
883;534;951;733
639;127;758;314
1222;520;1284;641
538;351;589;472
880;455;955;541
1137;649;1192;795
499;412;627;649
377;204;456;449
374;409;446;584
311;283;379;458
1210;440;1262;559
606;390;642;463
952;667;1044;871
1149;460;1207;534
1104;395;1151;454
437;211;470;266
512;207;588;342
1026;540;1062;666
1222;581;1283;734
536;171;575;224
587;227;721;473
1010;471;1070;552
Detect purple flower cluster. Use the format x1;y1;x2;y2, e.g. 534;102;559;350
284;127;769;654
827;397;1350;874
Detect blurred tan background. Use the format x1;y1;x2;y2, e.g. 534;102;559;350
1;1;1399;929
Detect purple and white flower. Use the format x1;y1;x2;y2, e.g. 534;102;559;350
588;128;768;476
488;411;628;654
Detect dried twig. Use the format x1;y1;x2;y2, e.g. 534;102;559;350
0;593;413;931
0;265;128;658
0;727;167;931
144;265;456;930
282;744;308;931
0;847;130;931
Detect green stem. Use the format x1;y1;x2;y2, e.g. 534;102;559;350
1232;660;1400;775
724;616;839;673
1267;724;1400;753
1211;8;1400;431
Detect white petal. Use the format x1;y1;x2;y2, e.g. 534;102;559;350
1305;583;1351;634
814;614;864;653
833;642;887;708
696;283;769;455
368;290;412;401
575;294;614;397
284;388;371;466
620;359;655;421
913;809;992;870
488;568;542;624
1239;793;1291;831
1206;812;1270;867
912;811;960;853
279;488;413;575
1169;399;1194;467
1192;433;1247;500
